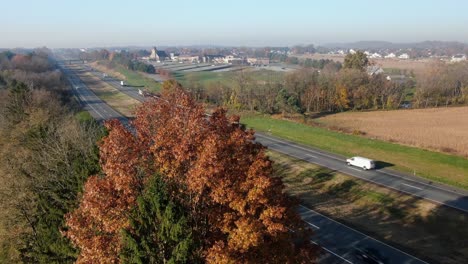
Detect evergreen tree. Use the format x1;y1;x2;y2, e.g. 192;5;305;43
120;174;197;264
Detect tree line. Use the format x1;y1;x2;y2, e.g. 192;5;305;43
0;50;104;263
194;52;410;114
415;61;468;107
79;49;156;74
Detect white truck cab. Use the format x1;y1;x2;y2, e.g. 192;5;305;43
346;156;375;170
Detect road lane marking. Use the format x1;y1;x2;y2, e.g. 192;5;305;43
306;154;318;159
402;183;423;190
258;133;466;198
305;221;320;229
349;167;363;172
310;241;353;264
299;204;428;264
257;134;343;162
257;134;468;213
378;169;463;195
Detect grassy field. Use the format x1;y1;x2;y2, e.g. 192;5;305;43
316;106;468;157
241;114;468;189
270;151;467;264
115;66;162;92
174;68;285;89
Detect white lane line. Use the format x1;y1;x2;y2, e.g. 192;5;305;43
299;205;429;264
305;221;320;229
306;154;318;159
402;183;423;191
378;169;463;195
349;167;363;172
260;136;468;213
311;241;353;264
258;133;465;197
256;133;344;162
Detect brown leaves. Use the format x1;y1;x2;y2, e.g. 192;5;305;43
65;83;317;263
64;120;141;263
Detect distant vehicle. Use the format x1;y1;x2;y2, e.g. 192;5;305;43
120;81;125;86
138;89;143;95
346;156;375;170
353;247;385;264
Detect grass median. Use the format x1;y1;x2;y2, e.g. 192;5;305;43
242;114;468;190
270;150;467;264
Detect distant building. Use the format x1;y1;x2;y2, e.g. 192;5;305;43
204;54;224;63
369;53;382;59
398;53;410;59
178;55;200;63
366;65;384;76
451;54;467;62
223;55;245;64
349;49;356;54
149;47;169;62
384;53;396;59
247;57;270;66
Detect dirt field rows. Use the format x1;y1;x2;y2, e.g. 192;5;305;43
316;106;468;157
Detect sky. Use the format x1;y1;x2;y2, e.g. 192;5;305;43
1;0;468;48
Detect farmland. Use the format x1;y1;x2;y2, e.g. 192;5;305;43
316;106;468;157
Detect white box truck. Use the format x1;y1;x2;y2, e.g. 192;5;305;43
346;156;375;170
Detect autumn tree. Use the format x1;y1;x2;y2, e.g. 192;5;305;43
64;120;142;263
66;83;317;263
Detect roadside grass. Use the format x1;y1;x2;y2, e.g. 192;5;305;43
242;114;468;189
270;151;468;264
114;66;161;92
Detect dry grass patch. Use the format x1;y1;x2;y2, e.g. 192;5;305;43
269;151;468;264
317;106;468;158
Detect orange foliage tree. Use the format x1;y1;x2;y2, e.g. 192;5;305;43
65;83;317;263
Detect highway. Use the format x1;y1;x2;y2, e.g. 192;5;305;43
59;64;129;125
65;64;431;263
254;133;468;213
87;63;468;214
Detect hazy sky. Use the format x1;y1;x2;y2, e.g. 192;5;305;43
1;0;468;48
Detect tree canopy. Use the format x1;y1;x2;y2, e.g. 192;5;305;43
65;83;317;263
343;50;369;71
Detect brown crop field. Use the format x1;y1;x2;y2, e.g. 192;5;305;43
316;106;468;157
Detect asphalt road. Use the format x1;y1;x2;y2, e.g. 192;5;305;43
299;205;427;264
61;63;434;263
59;64;129;126
254;133;468;213
86;64;468;214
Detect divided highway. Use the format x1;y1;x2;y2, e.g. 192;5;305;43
60;65;129;125
71;64;430;263
86;63;468;214
255;133;468;213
